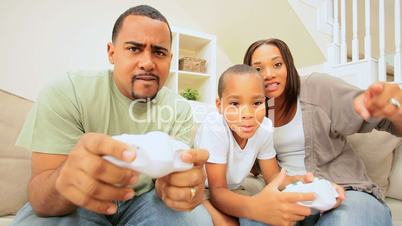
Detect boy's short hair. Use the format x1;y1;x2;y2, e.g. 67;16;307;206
218;64;261;98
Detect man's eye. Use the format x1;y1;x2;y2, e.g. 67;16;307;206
128;47;140;52
155;50;166;56
254;101;263;106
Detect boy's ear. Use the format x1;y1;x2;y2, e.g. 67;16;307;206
216;97;222;113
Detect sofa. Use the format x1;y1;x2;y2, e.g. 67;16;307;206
0;89;401;226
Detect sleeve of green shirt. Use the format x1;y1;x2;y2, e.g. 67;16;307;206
16;77;84;154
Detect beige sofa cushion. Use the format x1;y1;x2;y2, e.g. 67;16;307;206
388;145;402;200
347;130;402;196
0;90;32;216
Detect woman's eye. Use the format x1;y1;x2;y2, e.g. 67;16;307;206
274;62;282;68
254;67;262;72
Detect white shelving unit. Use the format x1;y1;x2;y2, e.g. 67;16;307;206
165;27;217;105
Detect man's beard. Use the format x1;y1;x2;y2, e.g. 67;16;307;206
131;73;160;102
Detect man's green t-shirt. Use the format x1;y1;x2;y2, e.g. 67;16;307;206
16;70;193;196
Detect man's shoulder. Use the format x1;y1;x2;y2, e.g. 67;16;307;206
67;70;112;88
37;70;112;107
157;87;191;110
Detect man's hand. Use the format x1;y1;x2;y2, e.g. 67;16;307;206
249;169;315;226
155;149;209;211
354;82;402;122
55;133;139;215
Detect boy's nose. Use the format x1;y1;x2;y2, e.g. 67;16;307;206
241;106;254;119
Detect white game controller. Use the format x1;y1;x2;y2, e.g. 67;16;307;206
103;131;193;178
283;178;339;213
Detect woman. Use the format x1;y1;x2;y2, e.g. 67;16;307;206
243;38;402;225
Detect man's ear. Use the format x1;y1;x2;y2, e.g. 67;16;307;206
216;97;222;114
107;42;115;64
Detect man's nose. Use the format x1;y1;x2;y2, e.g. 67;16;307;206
138;51;155;71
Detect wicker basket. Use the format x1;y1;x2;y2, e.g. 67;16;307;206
179;57;207;73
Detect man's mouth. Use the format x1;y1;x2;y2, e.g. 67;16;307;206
133;74;159;82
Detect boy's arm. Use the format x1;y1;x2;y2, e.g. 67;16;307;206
259;158;313;190
258;158;280;184
206;162;255;218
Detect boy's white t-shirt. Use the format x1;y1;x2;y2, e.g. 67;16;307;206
194;112;276;190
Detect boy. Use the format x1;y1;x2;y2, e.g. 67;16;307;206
195;64;313;226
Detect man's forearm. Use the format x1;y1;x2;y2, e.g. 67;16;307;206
28;167;76;217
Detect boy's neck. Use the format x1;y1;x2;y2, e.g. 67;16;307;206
232;131;248;149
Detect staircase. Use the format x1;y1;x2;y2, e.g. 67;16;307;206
288;0;401;89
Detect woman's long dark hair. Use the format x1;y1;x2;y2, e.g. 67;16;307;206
243;38;300;119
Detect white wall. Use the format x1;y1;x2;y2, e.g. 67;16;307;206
0;0;233;100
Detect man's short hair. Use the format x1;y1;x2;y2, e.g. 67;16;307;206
218;64;261;98
112;5;172;43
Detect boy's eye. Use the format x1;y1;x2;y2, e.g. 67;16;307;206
254;101;263;106
229;102;239;106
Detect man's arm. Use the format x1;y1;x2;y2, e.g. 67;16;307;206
28;133;139;217
28;153;74;216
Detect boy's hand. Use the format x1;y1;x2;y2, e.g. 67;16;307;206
250;169;315;225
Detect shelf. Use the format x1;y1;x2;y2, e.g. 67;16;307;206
178;70;210;77
165;27;216;105
180;34;210;52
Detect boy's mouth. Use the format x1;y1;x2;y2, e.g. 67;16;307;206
240;125;255;133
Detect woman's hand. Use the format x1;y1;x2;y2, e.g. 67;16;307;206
331;183;345;209
354;83;402;122
279;172;314;191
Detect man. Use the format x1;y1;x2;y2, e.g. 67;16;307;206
12;5;212;226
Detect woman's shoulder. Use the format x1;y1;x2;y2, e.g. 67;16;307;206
301;72;347;87
300;72;360;102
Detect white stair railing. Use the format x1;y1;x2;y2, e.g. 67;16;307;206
395;0;401;83
352;0;359;61
378;0;386;81
327;0;401;84
364;0;372;60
